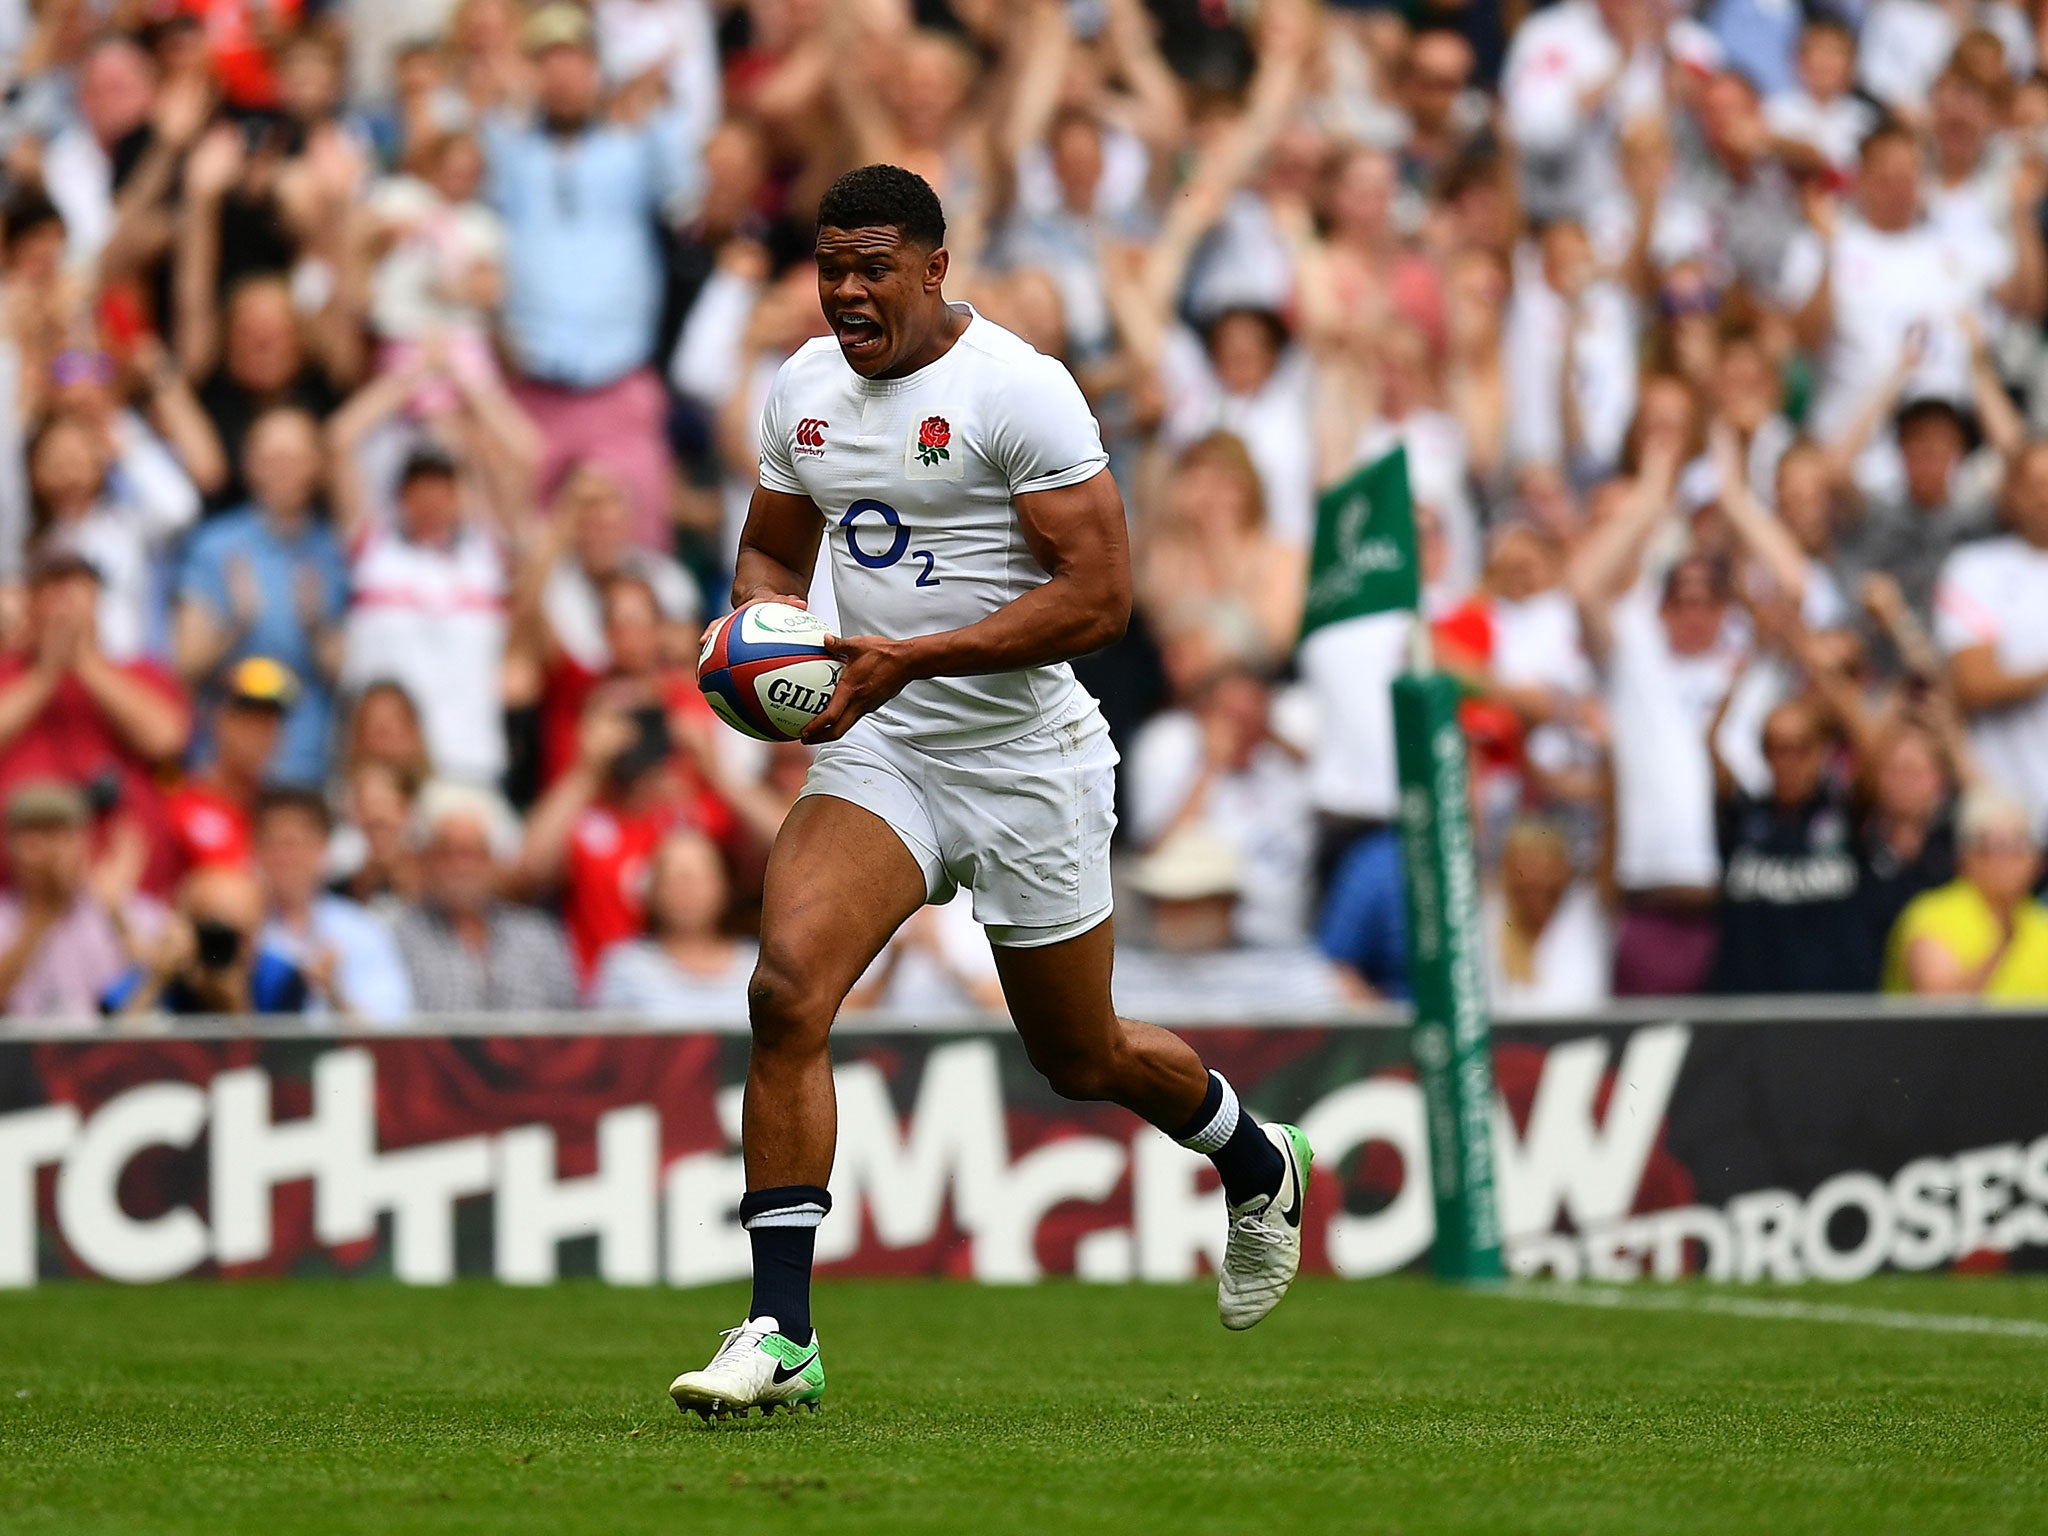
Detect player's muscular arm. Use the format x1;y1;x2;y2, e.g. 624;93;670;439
806;469;1131;743
731;485;828;608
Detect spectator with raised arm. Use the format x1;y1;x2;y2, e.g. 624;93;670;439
1832;319;2023;639
33;36;160;272
23;395;199;661
174;127;366;509
1924;66;2048;326
1793;125;1996;501
1501;0;1677;223
485;3;703;545
1936;439;2048;833
330;355;539;788
1763;17;1876;178
1569;439;1745;995
361;127;507;405
516;574;782;977
510;464;702;785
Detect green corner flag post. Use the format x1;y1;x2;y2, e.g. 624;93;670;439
1300;448;1504;1283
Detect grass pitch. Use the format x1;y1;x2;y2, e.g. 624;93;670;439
3;1277;2045;1536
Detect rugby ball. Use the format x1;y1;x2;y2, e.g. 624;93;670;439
697;600;842;742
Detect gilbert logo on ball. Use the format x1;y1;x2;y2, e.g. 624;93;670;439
697;600;842;742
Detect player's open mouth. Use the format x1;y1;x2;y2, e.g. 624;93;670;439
833;313;883;355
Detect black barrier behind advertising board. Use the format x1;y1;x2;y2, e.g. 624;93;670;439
0;1010;2043;1286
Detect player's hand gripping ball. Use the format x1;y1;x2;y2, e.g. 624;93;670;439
697;600;844;742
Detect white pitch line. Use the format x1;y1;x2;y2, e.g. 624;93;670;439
1494;1282;2048;1339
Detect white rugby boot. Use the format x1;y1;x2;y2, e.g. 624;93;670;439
668;1317;825;1419
1217;1123;1313;1331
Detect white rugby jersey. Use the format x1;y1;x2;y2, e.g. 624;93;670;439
756;304;1110;750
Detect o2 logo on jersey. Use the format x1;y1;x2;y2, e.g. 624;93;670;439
793;417;828;458
840;500;940;587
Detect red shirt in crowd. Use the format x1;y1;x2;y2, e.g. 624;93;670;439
177;0;303;110
1433;600;1526;777
556;681;744;980
0;655;189;893
564;791;741;982
163;780;255;876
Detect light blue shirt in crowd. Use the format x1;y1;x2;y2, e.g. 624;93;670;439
177;506;350;785
1705;0;1803;99
484;108;703;388
262;895;415;1025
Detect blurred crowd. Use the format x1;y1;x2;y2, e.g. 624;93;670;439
0;0;2046;1029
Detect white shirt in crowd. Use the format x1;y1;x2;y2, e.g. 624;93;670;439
594;0;722;159
1935;535;2048;834
366;176;507;341
541;551;701;672
758;305;1108;750
1124;688;1318;948
1925;149;2019;300
42;413;201;660
1501;0;1672;219
1298;610;1412;822
1587;177;1716;277
1859;0;1957;116
1603;583;1745;891
1505;266;1639;475
40;122;114;271
1157;326;1317;546
1013;125;1152;225
1492;587;1595;700
1483;882;1612;1016
1765;89;1880;177
1800;214;1987;499
342;519;510;784
1182;191;1297;319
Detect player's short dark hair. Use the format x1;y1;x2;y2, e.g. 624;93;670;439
255;784;333;835
816;164;946;251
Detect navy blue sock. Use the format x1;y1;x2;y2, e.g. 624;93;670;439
1172;1071;1283;1207
739;1185;831;1342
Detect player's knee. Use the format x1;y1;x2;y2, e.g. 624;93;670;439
746;956;834;1051
1027;1036;1125;1103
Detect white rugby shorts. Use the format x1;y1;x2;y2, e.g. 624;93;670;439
800;694;1117;947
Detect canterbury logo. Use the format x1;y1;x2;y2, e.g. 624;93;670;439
793;418;828;451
